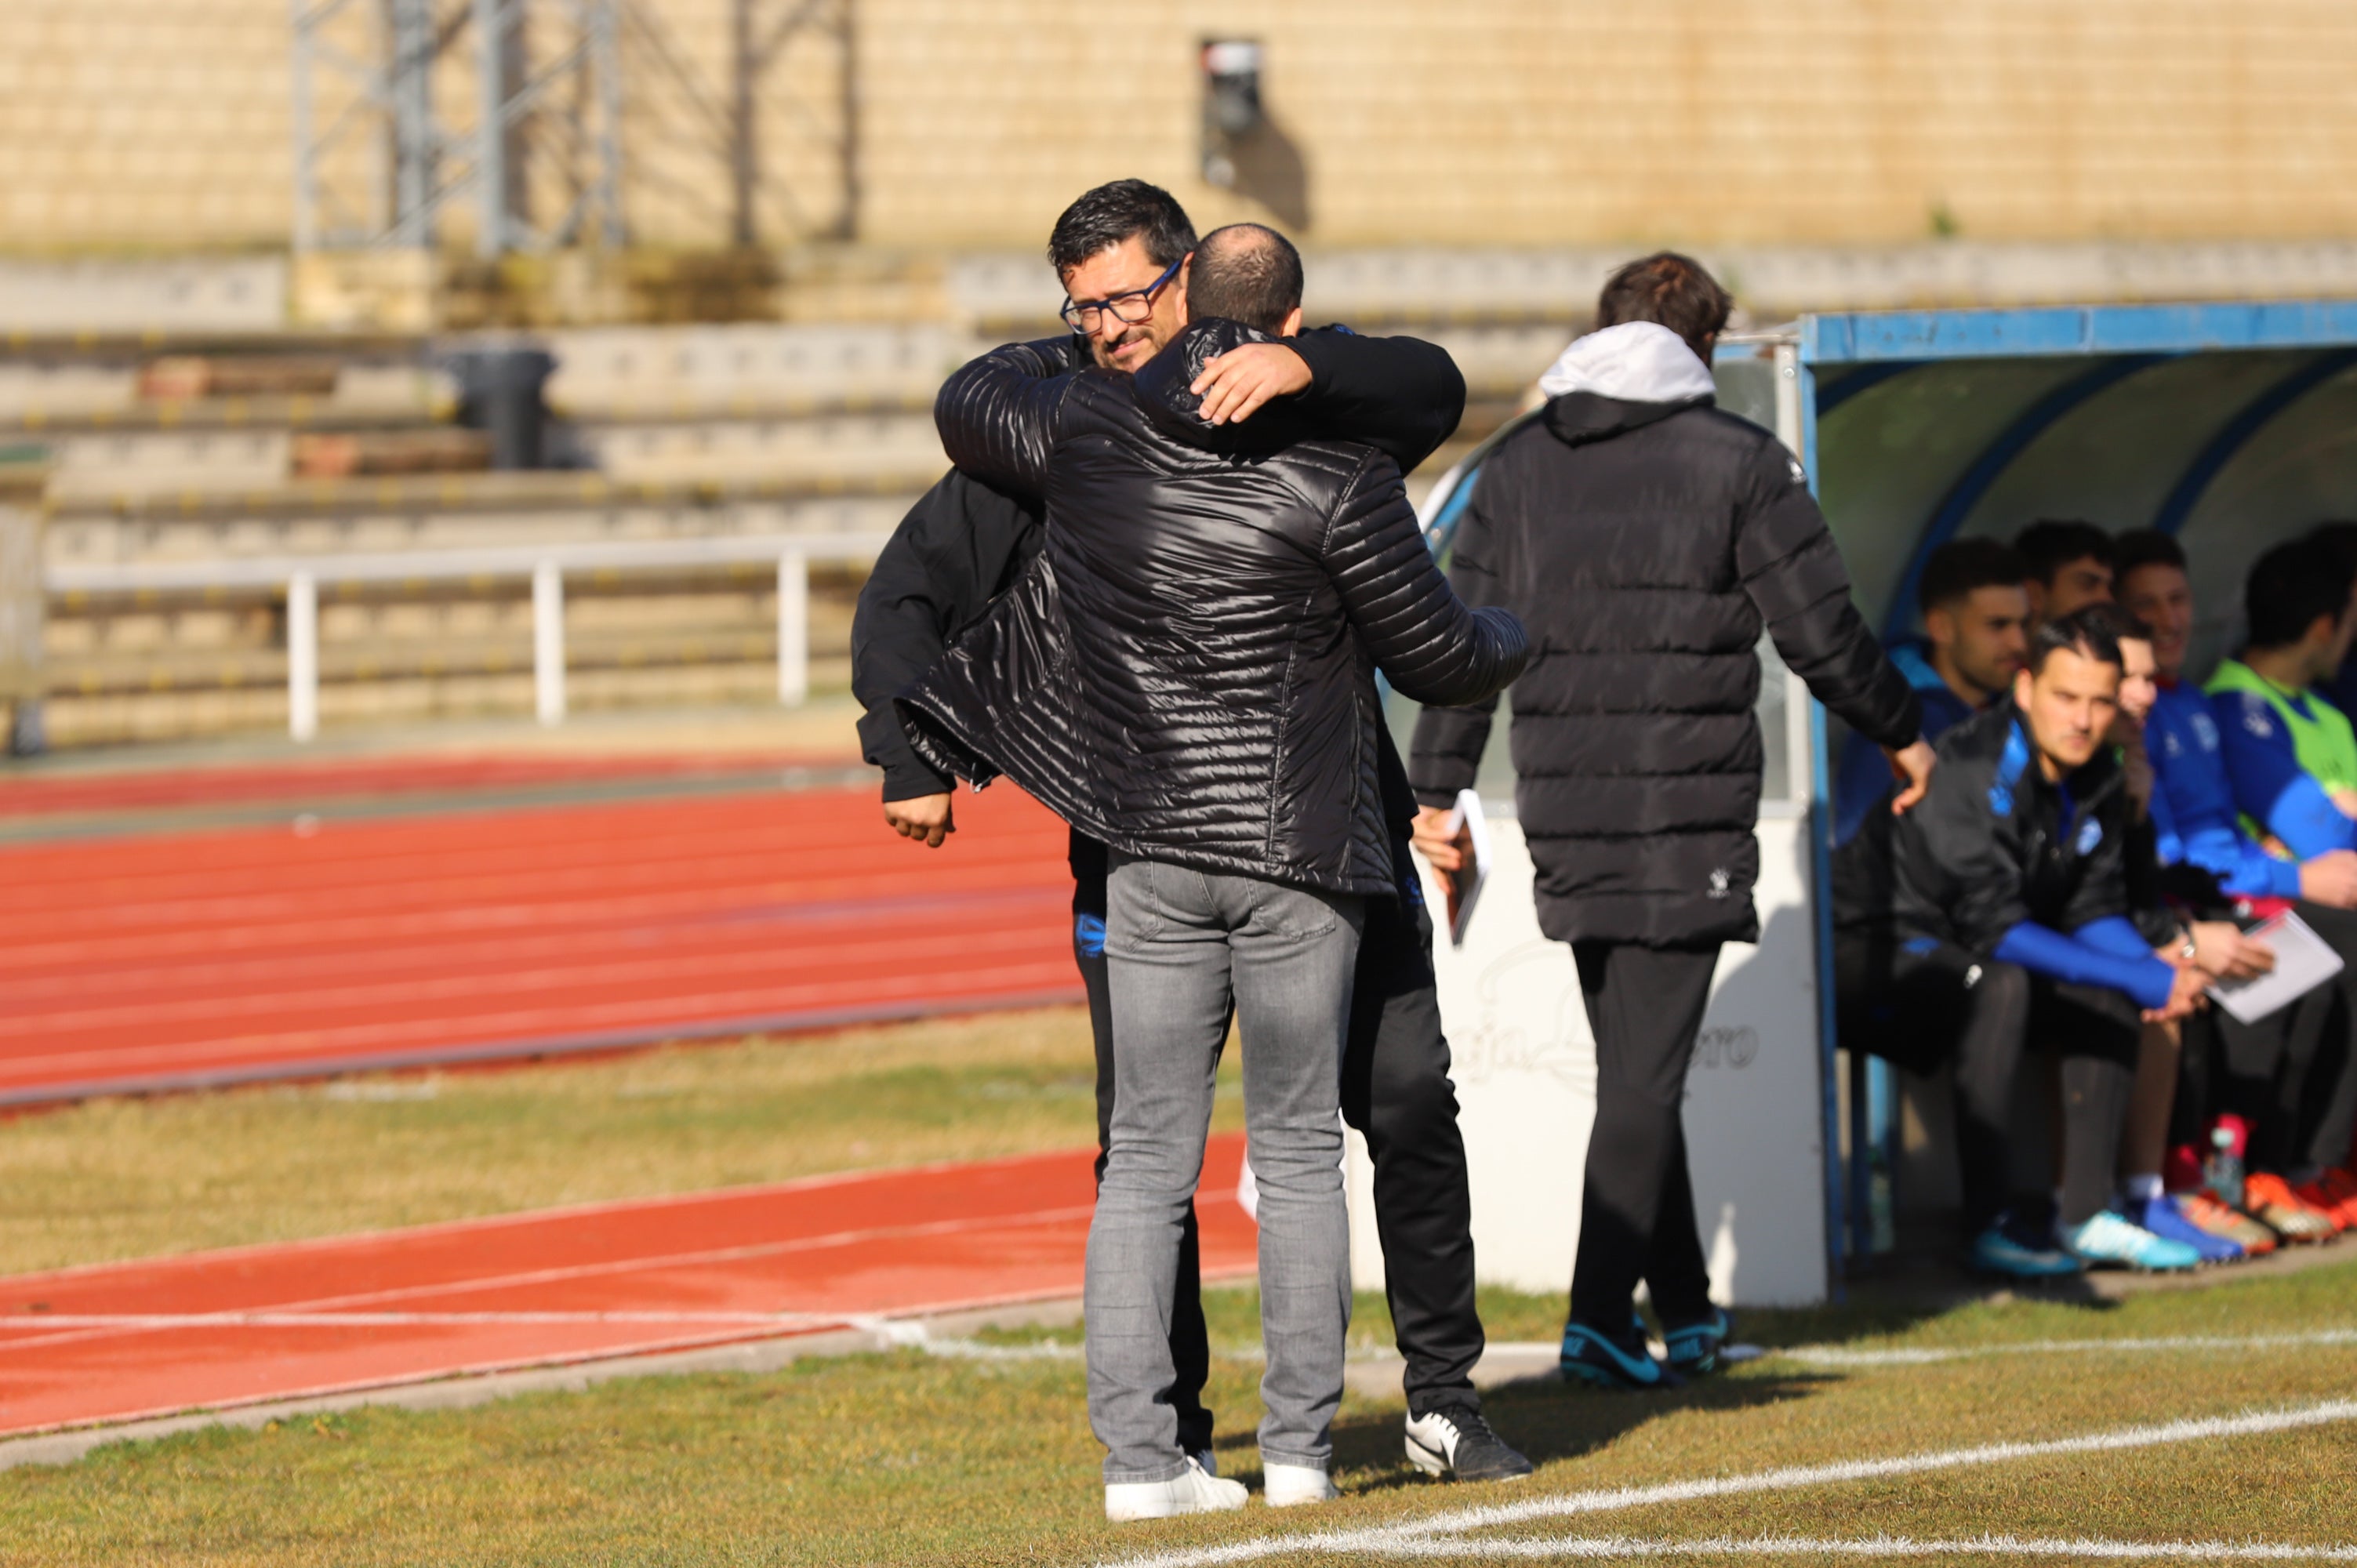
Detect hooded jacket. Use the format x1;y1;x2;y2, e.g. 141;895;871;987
1408;323;1919;946
897;319;1527;898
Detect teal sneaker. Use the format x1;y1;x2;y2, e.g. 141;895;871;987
1969;1220;2082;1279
1660;1307;1734;1376
1560;1321;1682;1391
2062;1210;2201;1272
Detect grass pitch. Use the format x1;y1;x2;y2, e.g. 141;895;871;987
5;1260;2355;1566
5;1010;2354;1564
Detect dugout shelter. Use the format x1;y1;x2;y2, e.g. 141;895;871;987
1361;300;2357;1306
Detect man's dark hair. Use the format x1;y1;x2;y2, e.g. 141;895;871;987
2027;604;2126;676
2110;528;2186;587
1918;538;2028;617
1046;180;1197;278
1595;252;1732;364
2306;521;2357;573
2246;535;2357;650
2078;600;2153;648
1186;223;1303;334
2013;520;2115;586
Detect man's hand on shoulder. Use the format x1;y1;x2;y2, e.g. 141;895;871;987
884;792;956;849
1884;739;1937;815
1191;343;1311;427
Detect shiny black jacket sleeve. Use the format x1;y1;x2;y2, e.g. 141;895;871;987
1287;328;1466;474
1734;438;1922;751
1405;484;1507;806
932;338;1083;498
1325;452;1527;708
849;471;1046;800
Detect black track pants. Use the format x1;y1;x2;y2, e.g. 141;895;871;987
1842;941;2138;1233
1076;829;1492;1427
2212;902;2357;1174
1567;942;1720;1334
1341;855;1484;1417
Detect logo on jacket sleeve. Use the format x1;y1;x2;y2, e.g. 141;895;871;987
2192;712;2221;752
2240;698;2275;739
1707;867;1731;899
2075;817;2104;855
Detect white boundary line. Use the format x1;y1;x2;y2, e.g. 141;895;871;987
1101;1400;2357;1568
1770;1330;2357;1366
1286;1534;2357;1560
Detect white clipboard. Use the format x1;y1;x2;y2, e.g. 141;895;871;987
2207;910;2345;1025
1443;788;1491;948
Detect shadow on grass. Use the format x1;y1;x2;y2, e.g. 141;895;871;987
1207;1367;1832;1493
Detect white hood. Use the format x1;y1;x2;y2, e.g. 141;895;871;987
1536;321;1716;404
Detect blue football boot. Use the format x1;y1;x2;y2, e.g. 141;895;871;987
1659;1306;1735;1377
1560;1319;1683;1391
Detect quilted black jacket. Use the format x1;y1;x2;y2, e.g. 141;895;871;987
897;319;1528;898
1410;390;1919;946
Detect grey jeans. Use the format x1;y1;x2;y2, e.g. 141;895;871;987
1087;851;1363;1484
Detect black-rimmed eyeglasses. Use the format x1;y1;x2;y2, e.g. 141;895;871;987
1059;257;1183;333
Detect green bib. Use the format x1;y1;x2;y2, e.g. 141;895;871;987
2206;659;2357;839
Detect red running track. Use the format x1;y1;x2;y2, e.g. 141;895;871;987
0;782;1080;1105
0;1135;1256;1437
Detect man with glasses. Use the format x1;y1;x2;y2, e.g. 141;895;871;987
903;220;1525;1519
853;181;1531;1517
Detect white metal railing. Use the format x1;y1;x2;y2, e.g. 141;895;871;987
45;532;884;741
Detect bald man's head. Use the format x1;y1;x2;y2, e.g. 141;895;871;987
1186;223;1304;335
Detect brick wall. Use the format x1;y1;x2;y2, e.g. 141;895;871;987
2;0;2353;253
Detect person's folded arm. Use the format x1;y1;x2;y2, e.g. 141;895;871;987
1323;452;1527;713
1286;328;1467;474
2211;688;2357;858
1735;440;1922;752
1994;920;2177;1012
932;338;1083;499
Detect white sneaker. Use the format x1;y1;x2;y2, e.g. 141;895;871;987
1262;1461;1338;1508
1104;1456;1248;1522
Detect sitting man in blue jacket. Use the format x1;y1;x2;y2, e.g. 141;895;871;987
2171;533;2357;1231
1835;539;2031;845
1835;607;2210;1276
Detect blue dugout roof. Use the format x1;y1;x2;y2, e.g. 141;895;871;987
1786;300;2357;672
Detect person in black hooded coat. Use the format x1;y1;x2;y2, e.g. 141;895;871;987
1407;253;1930;1388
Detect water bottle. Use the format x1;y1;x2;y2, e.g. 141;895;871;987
2203;1125;2245;1210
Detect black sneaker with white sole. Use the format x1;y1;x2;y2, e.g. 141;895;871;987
1403;1406;1534;1483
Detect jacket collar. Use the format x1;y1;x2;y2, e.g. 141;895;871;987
1130;318;1317;456
1986;699;2121;819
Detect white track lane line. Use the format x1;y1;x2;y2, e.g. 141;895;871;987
1284;1533;2357;1559
1773;1330;2357;1367
1100;1400;2357;1568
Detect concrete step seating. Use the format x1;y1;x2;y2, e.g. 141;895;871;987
12;304;1568;747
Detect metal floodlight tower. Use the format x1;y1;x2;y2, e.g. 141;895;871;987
292;0;626;255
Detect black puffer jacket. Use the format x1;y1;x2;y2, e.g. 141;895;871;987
1411;388;1919;946
898;319;1528;898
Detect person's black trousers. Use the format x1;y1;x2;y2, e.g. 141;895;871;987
1073;829;1491;1432
1837;937;2138;1234
1341;851;1486;1416
1566;941;1719;1337
2214;900;2357;1175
